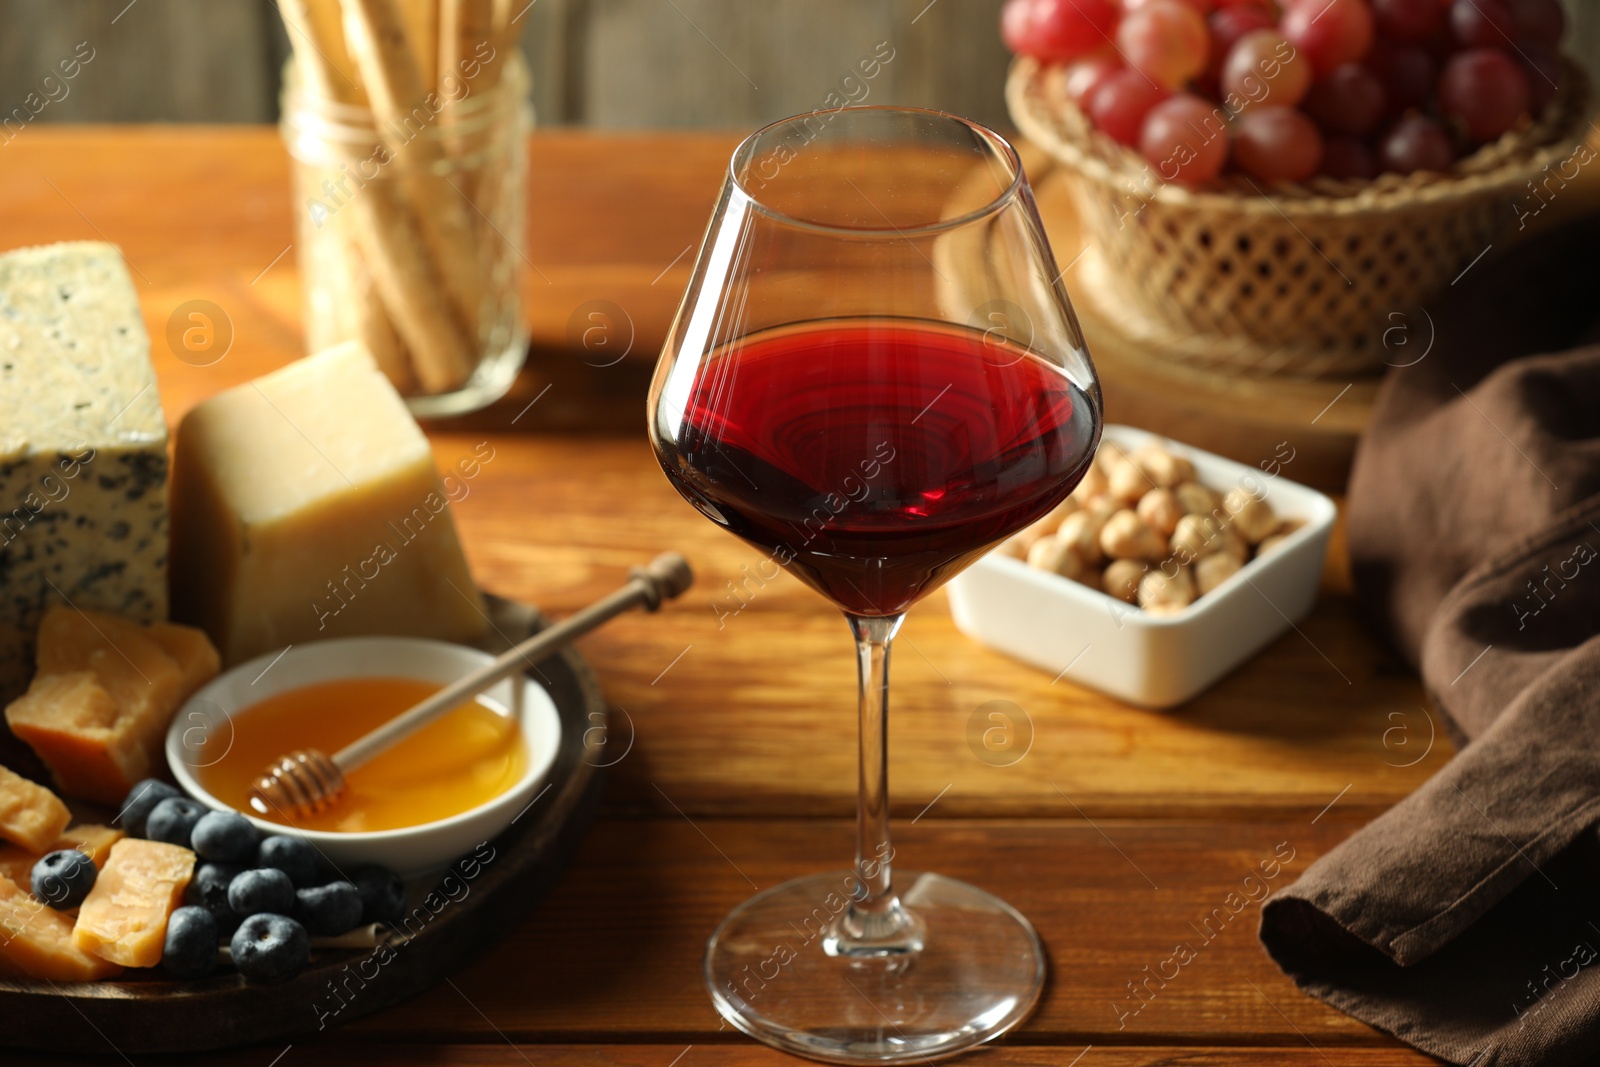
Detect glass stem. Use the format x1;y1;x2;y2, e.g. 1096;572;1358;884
831;612;924;957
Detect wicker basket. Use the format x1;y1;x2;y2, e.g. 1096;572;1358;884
1009;56;1593;378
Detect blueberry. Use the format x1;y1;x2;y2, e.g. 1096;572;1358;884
295;881;363;936
352;865;406;925
162;905;219;978
227;868;295;917
190;811;260;864
116;778;180;836
230;913;309;983
146;797;208;847
255;835;319;888
31;850;96;910
185;862;244;933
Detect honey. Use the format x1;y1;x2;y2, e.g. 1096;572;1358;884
195;677;528;833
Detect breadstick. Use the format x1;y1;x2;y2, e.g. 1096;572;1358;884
282;0;430;390
398;0;439;90
345;226;421;394
349;182;477;392
279;0;366;104
439;0;496;92
343;0;489;341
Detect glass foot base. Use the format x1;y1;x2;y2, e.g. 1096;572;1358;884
704;870;1046;1064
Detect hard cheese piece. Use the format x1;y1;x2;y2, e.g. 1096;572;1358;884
72;837;195;968
5;672;151;804
0;241;169;703
8;605;192;803
146;621;222;702
0;823;125;885
0;873;123;981
0;764;70;852
170;341;485;664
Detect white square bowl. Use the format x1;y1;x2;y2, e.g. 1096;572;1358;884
945;424;1337;709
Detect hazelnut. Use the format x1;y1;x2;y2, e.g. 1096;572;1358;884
1100;509;1167;561
1256;532;1292;558
1133;442;1196;488
1174;481;1222;516
1106;456;1152;504
1169;513;1225;561
1027;535;1089;580
1223;486;1278;544
1193;552;1243;594
1084;494;1121;522
998;535;1029;559
1138;567;1195;612
1058;509;1107;565
1071;462;1109;503
1102;559;1147;603
1135;488;1184;538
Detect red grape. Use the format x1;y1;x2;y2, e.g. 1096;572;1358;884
1304;62;1387;134
1208;5;1277;77
1510;0;1564;47
1063;54;1125;108
1439;47;1530;141
1140;93;1232;184
1126;0;1216;13
1321;135;1378;177
1118;0;1212;88
1221;30;1314;110
1002;0;1035;54
1233;105;1325;181
1371;0;1445;41
1003;0;1122;62
1449;0;1515;48
1377;114;1456;172
1086;70;1173;144
1521;46;1562;112
1282;0;1376;77
1364;38;1435;114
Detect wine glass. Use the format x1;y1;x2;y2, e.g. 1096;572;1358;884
648;106;1101;1063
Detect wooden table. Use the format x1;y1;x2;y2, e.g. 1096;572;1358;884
2;128;1453;1067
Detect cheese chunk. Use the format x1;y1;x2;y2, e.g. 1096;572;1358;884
72;837;195;968
6;606;197;803
5;672;151;804
0;764;70;852
0;873;123;981
170;342;485;664
0;823;126;885
0;242;168;703
146;621;222;702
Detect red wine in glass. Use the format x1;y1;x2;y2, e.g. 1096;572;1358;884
658;318;1098;615
649;105;1101;1064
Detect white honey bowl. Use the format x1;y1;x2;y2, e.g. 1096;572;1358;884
166;636;562;876
946;424;1337;709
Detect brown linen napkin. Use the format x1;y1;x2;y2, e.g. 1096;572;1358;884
1257;214;1600;1067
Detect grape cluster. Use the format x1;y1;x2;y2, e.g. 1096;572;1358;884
1002;0;1565;186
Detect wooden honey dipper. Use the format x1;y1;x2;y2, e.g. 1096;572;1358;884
249;553;694;819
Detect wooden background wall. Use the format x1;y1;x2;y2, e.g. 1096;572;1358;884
0;0;1594;132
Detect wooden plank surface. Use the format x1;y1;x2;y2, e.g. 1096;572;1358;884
2;1044;1442;1067
0;126;1464;1063
324;816;1393;1045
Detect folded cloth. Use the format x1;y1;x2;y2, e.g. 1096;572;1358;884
1258;214;1600;1067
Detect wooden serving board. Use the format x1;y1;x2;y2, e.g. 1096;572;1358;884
0;595;607;1055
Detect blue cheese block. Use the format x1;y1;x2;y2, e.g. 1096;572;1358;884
0;242;168;701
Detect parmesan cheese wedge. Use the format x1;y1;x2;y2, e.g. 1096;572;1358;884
169;341;485;664
0;764;70;853
72;837;195;968
0;873;123;981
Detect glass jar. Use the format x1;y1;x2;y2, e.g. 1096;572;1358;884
279;55;531;417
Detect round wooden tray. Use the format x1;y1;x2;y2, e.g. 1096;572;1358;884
0;594;608;1055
